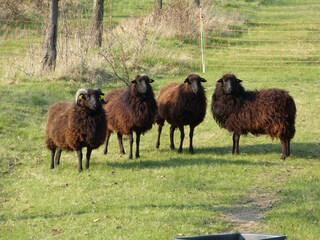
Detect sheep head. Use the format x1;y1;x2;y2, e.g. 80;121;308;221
131;74;154;98
184;74;206;94
75;88;105;112
217;74;243;95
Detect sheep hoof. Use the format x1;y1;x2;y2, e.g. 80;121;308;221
189;149;194;154
178;149;183;153
128;155;133;160
170;146;175;150
281;155;287;160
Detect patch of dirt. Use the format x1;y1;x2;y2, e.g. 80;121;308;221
222;190;279;232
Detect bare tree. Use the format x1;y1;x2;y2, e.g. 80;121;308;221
93;0;104;47
153;0;163;23
43;0;59;71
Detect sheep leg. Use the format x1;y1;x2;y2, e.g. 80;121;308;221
189;126;194;154
104;129;111;155
128;132;134;159
280;138;290;160
50;149;56;169
85;147;92;169
117;132;125;155
156;124;162;149
55;149;62;165
77;149;83;172
170;125;176;150
287;139;291;157
136;132;141;158
232;133;240;154
178;126;185;153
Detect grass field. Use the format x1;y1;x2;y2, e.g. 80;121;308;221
1;0;320;239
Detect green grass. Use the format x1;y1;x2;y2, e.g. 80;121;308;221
1;75;320;239
203;0;320;81
1;0;320;239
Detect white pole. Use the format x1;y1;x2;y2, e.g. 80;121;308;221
200;7;206;73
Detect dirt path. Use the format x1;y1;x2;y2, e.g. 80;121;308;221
223;189;279;232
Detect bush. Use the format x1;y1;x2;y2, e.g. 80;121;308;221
0;0;48;20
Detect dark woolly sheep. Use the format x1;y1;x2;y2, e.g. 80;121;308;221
156;73;207;153
45;88;107;172
211;73;296;160
103;74;157;159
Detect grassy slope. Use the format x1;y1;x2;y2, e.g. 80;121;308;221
1;0;320;239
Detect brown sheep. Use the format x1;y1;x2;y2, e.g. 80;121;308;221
103;74;157;159
156;73;207;153
45;88;107;172
211;73;296;160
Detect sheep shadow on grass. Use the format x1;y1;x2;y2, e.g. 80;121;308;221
104;142;319;169
105;155;278;170
196;142;320;160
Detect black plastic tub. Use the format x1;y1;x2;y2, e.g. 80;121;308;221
173;233;286;240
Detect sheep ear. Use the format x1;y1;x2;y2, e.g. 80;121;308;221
184;78;190;84
237;79;243;83
217;79;222;83
200;78;207;82
132;74;141;83
77;94;85;106
99;93;105;102
75;88;88;105
78;94;85;101
149;78;154;83
100;98;106;104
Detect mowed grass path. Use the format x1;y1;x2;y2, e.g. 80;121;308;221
1;0;320;239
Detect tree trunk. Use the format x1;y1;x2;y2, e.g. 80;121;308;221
43;0;58;71
93;0;104;47
157;0;162;10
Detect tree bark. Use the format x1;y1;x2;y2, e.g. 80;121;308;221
43;0;58;71
157;0;162;10
93;0;104;47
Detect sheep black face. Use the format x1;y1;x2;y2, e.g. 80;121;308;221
217;74;242;95
184;74;207;94
132;74;154;99
76;88;105;112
